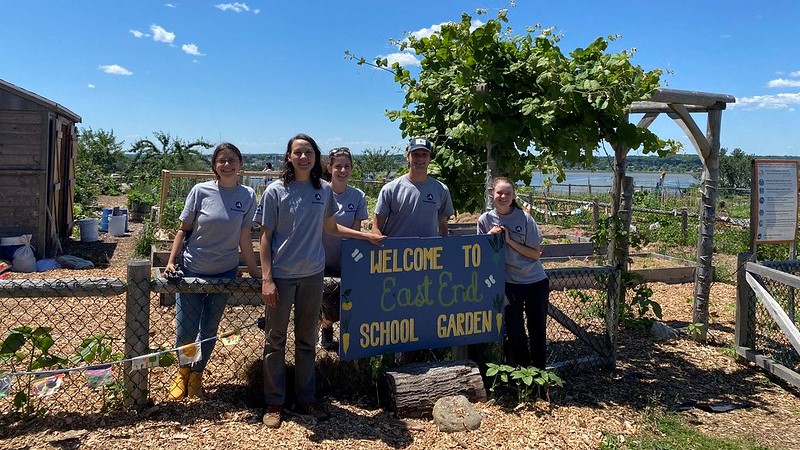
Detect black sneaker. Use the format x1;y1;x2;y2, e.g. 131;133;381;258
294;402;330;421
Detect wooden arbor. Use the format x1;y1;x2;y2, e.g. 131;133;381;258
610;88;736;342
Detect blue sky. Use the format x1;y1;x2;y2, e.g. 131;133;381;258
2;1;798;156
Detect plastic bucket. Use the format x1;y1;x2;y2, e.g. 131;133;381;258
108;215;126;237
0;235;29;261
99;208;113;232
78;219;99;243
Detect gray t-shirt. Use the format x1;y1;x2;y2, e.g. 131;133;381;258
477;207;547;284
179;181;256;275
374;175;454;237
255;179;336;279
323;186;368;271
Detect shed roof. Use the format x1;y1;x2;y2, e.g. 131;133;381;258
0;78;82;122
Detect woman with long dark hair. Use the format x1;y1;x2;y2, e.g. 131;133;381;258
256;134;383;428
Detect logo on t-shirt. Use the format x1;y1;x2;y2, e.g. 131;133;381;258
235;201;243;209
515;225;523;233
312;193;324;205
423;193;436;204
348;203;355;210
231;200;247;213
256;204;263;214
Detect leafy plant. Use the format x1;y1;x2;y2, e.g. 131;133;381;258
0;326;68;417
134;217;157;258
70;333;126;412
620;274;661;328
485;363;563;404
127;186;157;208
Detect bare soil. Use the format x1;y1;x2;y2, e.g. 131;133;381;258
2;198;800;449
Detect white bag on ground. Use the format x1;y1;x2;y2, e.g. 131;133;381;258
12;235;36;273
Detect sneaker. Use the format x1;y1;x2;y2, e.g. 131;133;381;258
294;402;330;421
262;404;283;428
319;327;335;350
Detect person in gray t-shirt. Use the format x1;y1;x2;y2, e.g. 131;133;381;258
372;137;454;238
318;147;368;350
477;177;549;371
164;143;259;401
256;134;383;428
372;137;454;365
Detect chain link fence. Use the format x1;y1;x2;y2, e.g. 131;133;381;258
2;261;622;417
746;260;800;374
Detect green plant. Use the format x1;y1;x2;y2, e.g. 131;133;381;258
127;187;157;208
485;363;563;404
567;288;605;319
620;275;662;328
70;333;126;412
0;326;68;417
134;217;157;258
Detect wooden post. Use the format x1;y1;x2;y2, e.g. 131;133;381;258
124;259;152;407
158;170;170;228
568;184;572;198
734;253;756;358
592;199;599;232
680;207;688;245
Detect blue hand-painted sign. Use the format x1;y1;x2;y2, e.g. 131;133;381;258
339;234;506;360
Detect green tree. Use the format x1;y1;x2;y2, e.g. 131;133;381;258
718;147;751;189
348;8;678;211
127;131;212;185
75;128;126;210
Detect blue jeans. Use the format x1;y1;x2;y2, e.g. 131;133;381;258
263;272;324;406
175;266;238;373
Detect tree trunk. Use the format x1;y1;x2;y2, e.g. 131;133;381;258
380;360;486;418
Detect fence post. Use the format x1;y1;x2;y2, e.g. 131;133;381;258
734;252;755;357
680;207;688;245
567;184;572;198
592;199;599;232
124;259;152;407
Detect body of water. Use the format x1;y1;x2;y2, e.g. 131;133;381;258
529;171;700;195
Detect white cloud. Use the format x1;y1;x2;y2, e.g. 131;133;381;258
150;24;175;44
165;3;177;7
181;43;204;56
382;52;420;67
98;64;133;76
408;19;484;41
791;70;800;77
215;2;254;13
733;93;800;110
720;34;732;38
129;29;149;38
767;78;800;88
87;84;95;89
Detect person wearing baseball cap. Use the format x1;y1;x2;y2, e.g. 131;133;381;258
372;137;454;238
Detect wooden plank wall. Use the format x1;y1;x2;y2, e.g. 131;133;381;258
0;110;48;254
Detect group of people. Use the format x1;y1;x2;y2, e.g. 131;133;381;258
162;135;550;428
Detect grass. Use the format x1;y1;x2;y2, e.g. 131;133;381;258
600;410;776;450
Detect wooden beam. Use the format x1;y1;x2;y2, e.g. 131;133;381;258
630;102;724;113
667;104;711;154
647;88;736;107
745;272;800;356
746;262;800;290
736;346;800;390
636;112;659;129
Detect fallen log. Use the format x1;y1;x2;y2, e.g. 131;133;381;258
380;359;486;418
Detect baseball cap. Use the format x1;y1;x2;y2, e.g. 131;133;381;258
407;137;432;154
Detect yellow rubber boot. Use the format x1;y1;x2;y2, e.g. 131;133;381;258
187;371;205;399
168;367;191;400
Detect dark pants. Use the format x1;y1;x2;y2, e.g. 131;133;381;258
504;278;550;369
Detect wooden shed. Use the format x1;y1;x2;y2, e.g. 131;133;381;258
0;79;81;258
